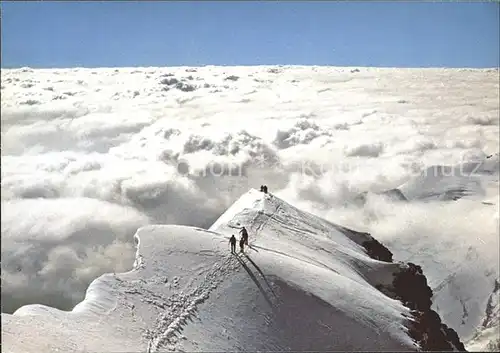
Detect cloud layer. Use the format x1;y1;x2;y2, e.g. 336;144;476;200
1;66;498;320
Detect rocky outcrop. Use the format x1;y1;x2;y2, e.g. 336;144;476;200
332;226;393;263
359;235;466;351
392;263;466;351
361;238;393;262
381;188;408;202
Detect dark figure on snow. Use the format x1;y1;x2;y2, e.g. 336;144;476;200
229;234;236;253
239;236;246;253
263;185;268;194
240;226;249;245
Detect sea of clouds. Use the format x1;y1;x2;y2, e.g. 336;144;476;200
1;66;498;318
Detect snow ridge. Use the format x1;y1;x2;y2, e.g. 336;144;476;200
212;189;467;351
1;188;474;352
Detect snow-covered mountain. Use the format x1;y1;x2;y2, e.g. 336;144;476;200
2;188;467;352
344;154;500;351
1;65;498;351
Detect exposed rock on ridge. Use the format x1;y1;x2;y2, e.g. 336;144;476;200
353;229;467;351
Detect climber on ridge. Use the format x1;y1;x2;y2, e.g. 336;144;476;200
229;234;236;253
240;226;249;245
239;236;246;253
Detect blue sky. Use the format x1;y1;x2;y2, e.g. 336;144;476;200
1;1;498;68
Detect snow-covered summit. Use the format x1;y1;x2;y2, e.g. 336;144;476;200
2;188;437;352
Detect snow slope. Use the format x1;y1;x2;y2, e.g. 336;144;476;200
398;155;499;202
2;189;419;352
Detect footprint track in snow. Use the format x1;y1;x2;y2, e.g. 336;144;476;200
147;254;240;352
